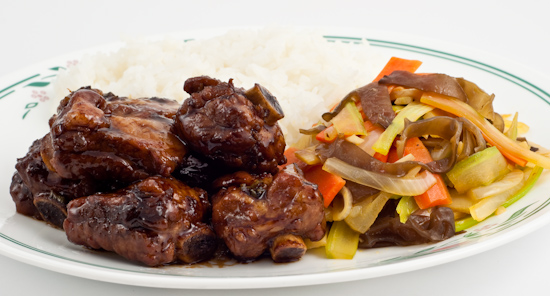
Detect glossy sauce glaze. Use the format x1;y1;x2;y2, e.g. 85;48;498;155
10;77;326;266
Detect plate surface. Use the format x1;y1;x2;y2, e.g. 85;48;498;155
1;27;550;289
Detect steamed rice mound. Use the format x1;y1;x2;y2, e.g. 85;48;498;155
51;27;384;144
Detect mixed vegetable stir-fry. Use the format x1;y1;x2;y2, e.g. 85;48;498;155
284;57;550;259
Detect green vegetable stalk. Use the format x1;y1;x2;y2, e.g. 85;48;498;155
455;166;543;232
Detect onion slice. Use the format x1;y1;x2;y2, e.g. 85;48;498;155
322;157;437;196
330;186;354;221
345;191;392;233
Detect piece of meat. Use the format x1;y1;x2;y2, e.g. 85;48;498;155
174;76;286;174
211;165;325;262
41;87;186;183
10;138;100;227
10;172;40;220
269;234;307;263
15;138;100;199
172;152;234;193
64;176;217;266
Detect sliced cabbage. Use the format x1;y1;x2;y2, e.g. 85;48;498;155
344;191;393;233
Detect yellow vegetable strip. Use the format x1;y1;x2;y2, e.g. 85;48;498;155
325;220;360;259
503;113;529;135
396;196;419;223
304;232;327;249
447;190;475;214
372;101;434;156
504;112;519;140
330;101;367;136
420;92;550;169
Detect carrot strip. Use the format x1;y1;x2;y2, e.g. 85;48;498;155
362;120;380;133
387;147;400;163
316;125;338;143
484;136;528;167
414;174;450;209
386;85;396;93
373;57;423;82
279;147;309;171
374;152;388;163
303;165;346;207
403;137;452;209
283;146;300;165
404;137;434;163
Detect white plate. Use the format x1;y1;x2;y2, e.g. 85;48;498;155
1;27;550;289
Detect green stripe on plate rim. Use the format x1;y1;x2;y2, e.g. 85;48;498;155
1;36;550;275
0;74;40;100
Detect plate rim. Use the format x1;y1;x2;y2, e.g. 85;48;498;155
1;26;550;289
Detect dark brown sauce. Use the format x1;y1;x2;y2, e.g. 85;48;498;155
186;255;239;269
175;249;284;269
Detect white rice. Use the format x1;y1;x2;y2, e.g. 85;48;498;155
51;27;384;145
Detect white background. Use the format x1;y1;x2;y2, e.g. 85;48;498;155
1;0;550;295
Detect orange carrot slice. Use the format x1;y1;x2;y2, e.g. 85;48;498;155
403;137;452;209
304;165;346;207
373;57;423;82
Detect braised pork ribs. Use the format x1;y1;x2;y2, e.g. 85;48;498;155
10;77;325;266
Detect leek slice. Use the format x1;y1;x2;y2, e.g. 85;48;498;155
396;196;419;223
502;167;542;207
469;169;530;221
392;105;405;113
325;220;360;259
447;190;475;214
454;166;543;231
454;216;479;232
446;146;510;193
467;169;524;201
322;157;437;196
304;232;327;249
330;101;366;137
372;101;434;156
